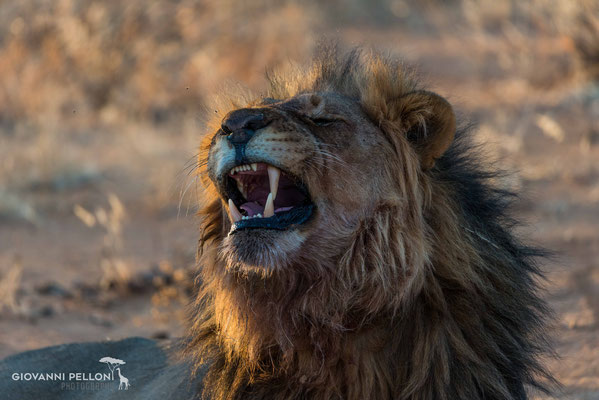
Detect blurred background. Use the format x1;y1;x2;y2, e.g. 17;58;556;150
0;0;597;397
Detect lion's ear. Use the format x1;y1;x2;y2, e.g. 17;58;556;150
396;91;456;170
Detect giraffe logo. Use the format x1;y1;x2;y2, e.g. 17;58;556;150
98;357;131;390
116;367;130;390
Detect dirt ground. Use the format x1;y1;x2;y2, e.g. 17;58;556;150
0;1;598;398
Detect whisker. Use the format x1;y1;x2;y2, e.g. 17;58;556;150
309;145;349;178
178;170;200;218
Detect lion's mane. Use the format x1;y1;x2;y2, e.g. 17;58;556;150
186;48;553;400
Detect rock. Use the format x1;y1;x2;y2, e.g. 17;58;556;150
35;282;73;299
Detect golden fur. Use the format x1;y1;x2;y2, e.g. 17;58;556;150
186;47;553;400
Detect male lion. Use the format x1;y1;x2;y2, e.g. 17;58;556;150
1;48;552;400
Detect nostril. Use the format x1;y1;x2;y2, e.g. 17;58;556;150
221;110;268;164
221;124;233;135
221;110;267;137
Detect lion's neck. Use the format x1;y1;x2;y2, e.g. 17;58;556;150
190;202;542;400
215;308;396;400
198;271;404;400
192;206;428;400
192;255;535;400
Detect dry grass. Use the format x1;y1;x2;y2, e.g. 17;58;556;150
571;12;599;81
74;194;132;291
0;258;23;315
0;0;595;217
0;0;317;131
0;1;595;135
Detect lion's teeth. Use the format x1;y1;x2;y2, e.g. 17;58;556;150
264;193;274;218
267;166;280;200
242;214;264;219
231;164;261;174
228;199;242;223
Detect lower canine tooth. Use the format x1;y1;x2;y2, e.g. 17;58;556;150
228;199;242;223
264;193;274;218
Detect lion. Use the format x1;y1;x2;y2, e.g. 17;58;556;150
0;47;553;400
187;47;554;400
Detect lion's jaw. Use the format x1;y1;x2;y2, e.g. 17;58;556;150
207;92;395;274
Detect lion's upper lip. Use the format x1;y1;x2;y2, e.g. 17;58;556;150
221;162;313;231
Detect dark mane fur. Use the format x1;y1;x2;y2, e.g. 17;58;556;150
430;127;555;397
186;47;554;400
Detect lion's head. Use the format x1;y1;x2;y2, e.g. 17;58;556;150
188;48;552;400
206;79;453;275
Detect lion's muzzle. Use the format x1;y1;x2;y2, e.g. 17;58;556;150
221;109;268;164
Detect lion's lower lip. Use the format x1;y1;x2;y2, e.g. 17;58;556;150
229;204;314;233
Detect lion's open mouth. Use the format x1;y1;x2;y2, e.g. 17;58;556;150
224;162;313;232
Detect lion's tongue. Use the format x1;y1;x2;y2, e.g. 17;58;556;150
240;202;263;217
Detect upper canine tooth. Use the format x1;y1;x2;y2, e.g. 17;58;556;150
251;163;257;171
267;166;280;200
228;199;242;223
264;193;274;218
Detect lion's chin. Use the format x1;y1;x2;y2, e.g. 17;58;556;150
221;228;306;274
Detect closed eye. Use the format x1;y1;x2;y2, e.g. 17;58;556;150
309;117;341;127
279;106;344;127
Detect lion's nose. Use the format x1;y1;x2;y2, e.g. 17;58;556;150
221;109;267;163
221;110;266;146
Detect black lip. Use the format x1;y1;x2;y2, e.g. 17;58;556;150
230;204;314;233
